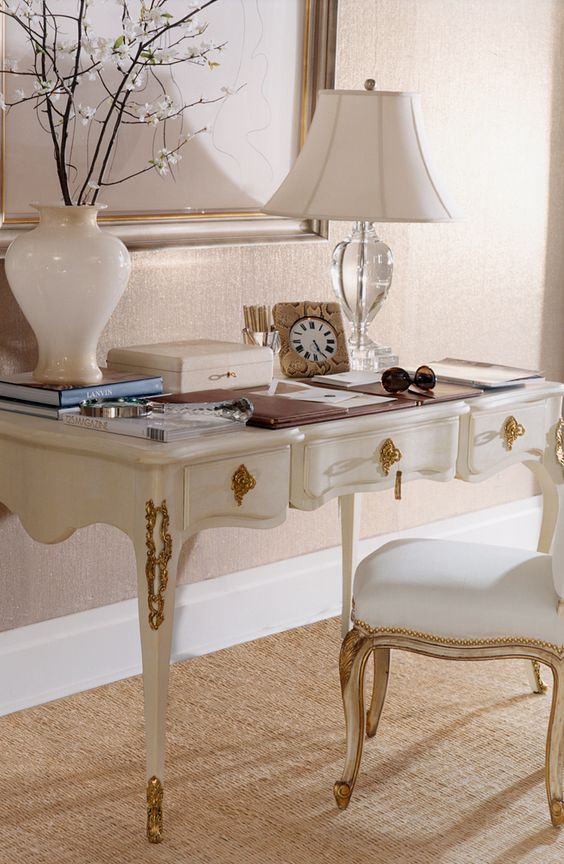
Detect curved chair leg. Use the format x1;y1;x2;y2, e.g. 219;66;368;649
334;629;373;810
366;648;390;738
546;660;564;826
526;659;548;694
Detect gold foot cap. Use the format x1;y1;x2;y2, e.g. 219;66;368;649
147;775;164;843
532;660;548;695
334;781;352;810
366;715;377;738
550;799;564;827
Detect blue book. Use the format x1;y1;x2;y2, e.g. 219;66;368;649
0;369;163;407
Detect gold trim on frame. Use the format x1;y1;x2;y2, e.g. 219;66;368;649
0;0;338;247
351;616;564;656
145;499;172;631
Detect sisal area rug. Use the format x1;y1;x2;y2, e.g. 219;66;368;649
6;618;564;863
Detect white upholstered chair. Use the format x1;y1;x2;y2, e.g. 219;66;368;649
334;416;564;826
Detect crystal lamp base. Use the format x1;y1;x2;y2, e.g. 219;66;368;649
348;338;398;372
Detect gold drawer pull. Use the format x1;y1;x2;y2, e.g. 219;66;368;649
231;464;256;506
503;416;525;450
394;470;402;501
380;438;402;476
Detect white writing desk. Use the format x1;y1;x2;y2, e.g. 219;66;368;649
1;381;563;842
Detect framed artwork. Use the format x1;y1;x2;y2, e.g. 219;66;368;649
0;0;338;249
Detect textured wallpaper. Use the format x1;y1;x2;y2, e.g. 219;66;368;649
1;0;563;629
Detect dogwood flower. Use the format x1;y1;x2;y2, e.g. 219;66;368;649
0;0;225;205
33;79;55;96
78;104;96;125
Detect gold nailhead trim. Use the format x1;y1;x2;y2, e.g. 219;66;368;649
352;615;564;656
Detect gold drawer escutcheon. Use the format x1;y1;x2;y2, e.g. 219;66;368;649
380;438;402;476
503;416;526;450
231;464;256;506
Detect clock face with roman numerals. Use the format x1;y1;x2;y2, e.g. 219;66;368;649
289;317;338;363
272;301;350;378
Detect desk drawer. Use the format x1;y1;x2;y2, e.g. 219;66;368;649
302;416;459;500
184;447;290;528
465;401;546;475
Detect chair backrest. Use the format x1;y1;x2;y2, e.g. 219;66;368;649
540;398;564;600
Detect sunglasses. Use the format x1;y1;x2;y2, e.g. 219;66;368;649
381;365;437;394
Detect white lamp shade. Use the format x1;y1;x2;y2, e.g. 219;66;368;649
263;89;461;222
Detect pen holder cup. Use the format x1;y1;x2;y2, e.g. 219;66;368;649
242;329;280;355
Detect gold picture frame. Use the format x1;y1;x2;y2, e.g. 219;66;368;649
0;0;338;251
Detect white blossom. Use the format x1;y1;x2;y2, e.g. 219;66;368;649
0;0;224;204
78;104;96;125
33;79;55;96
56;40;76;56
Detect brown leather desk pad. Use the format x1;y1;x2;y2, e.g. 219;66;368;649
154;381;483;429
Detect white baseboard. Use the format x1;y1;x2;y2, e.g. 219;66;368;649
0;496;542;716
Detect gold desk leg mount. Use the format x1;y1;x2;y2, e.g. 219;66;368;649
145;500;172;631
503;416;525;451
231;464;256;506
556;419;564;469
146;775;164;843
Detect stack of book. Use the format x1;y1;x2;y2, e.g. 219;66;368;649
419;358;544;389
0;372;252;443
0;369;164;420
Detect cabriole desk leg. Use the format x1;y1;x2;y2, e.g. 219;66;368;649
134;498;179;844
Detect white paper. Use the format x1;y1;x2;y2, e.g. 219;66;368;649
278;387;357;403
310;371;383;388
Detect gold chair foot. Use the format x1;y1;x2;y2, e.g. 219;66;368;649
146;776;164;843
532;660;548;694
366;713;377;738
334;781;352;810
551;799;564;827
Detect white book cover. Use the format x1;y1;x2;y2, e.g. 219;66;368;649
427;358;544;388
62;412;243;442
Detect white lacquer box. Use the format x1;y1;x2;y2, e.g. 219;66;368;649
106;339;273;393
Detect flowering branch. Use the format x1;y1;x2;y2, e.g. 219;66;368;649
0;0;227;205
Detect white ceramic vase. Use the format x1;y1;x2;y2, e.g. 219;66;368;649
5;204;131;385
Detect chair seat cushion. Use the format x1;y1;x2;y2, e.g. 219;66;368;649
353;539;564;648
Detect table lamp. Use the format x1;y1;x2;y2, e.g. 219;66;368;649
263;81;461;370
